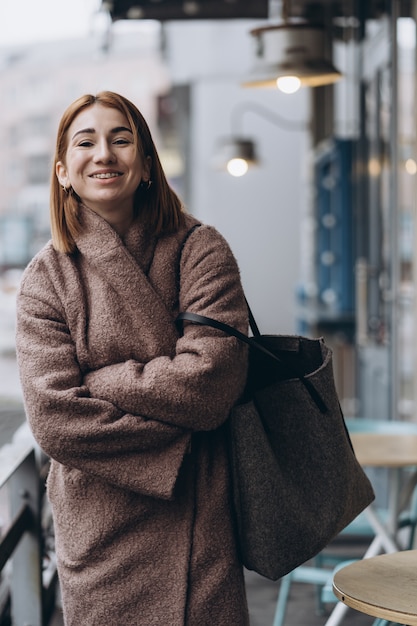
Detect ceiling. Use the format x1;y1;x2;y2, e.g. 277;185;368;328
102;0;393;23
103;0;269;21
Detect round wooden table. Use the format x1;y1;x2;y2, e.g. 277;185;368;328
323;424;417;626
333;550;417;625
349;431;417;555
350;432;417;468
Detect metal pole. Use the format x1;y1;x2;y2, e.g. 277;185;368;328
389;0;400;422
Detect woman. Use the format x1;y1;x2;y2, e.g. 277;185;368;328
16;91;249;625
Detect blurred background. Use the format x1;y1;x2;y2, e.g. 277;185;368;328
1;2;417;625
0;0;416;428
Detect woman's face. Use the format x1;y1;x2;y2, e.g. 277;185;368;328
56;103;150;225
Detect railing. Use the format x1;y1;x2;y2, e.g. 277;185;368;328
0;424;58;626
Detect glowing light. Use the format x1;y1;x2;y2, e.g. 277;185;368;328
405;158;417;175
276;76;301;94
368;158;381;177
227;158;249;177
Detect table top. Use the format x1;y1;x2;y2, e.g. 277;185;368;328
350;432;417;467
333;550;417;625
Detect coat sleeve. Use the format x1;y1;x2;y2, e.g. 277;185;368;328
84;225;249;431
16;261;191;500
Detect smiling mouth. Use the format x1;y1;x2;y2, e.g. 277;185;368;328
91;172;122;179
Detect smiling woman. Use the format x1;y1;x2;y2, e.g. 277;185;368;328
50;91;184;254
55;105;148;237
15;91;250;626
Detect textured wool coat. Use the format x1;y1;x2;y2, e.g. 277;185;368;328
16;206;250;626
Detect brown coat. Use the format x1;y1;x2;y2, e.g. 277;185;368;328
16;207;249;626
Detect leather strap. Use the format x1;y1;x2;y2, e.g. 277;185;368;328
176;311;281;363
245;298;261;337
176;310;328;413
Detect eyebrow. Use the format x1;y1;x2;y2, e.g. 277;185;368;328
71;126;133;140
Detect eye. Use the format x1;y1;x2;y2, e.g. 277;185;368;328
113;137;131;145
77;140;94;147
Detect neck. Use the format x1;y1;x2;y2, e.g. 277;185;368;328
82;202;135;237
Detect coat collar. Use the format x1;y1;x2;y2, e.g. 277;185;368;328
74;205;179;351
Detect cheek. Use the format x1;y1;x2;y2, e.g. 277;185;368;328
66;157;86;182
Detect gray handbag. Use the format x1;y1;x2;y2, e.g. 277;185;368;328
176;306;375;581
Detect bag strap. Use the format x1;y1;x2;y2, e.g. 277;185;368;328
245;297;261;338
176;311;328;413
177;310;265;353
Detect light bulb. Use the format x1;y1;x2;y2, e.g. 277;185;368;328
276;76;301;94
227;158;249;177
368;158;381;177
405;158;417;175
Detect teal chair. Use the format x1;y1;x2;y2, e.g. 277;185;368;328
272;418;417;626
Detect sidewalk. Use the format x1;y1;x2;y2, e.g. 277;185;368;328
0;354;22;404
245;565;373;625
0;355;25;449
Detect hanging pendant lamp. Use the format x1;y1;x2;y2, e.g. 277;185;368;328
242;22;342;93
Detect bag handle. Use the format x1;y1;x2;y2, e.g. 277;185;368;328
177;310;270;357
176;310;328;413
245;297;261;337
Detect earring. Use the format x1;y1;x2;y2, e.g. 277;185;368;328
140;179;152;190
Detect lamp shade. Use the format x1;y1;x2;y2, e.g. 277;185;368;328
242;23;342;90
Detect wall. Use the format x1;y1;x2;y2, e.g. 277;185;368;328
165;20;311;333
0;20;311;336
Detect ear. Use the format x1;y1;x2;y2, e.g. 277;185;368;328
56;161;70;188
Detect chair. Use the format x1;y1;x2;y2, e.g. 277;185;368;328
271;418;417;626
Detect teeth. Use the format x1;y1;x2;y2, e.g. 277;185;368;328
92;173;120;179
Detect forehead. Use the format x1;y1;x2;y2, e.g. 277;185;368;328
68;103;132;136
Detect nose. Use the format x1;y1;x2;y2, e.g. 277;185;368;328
93;138;115;163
